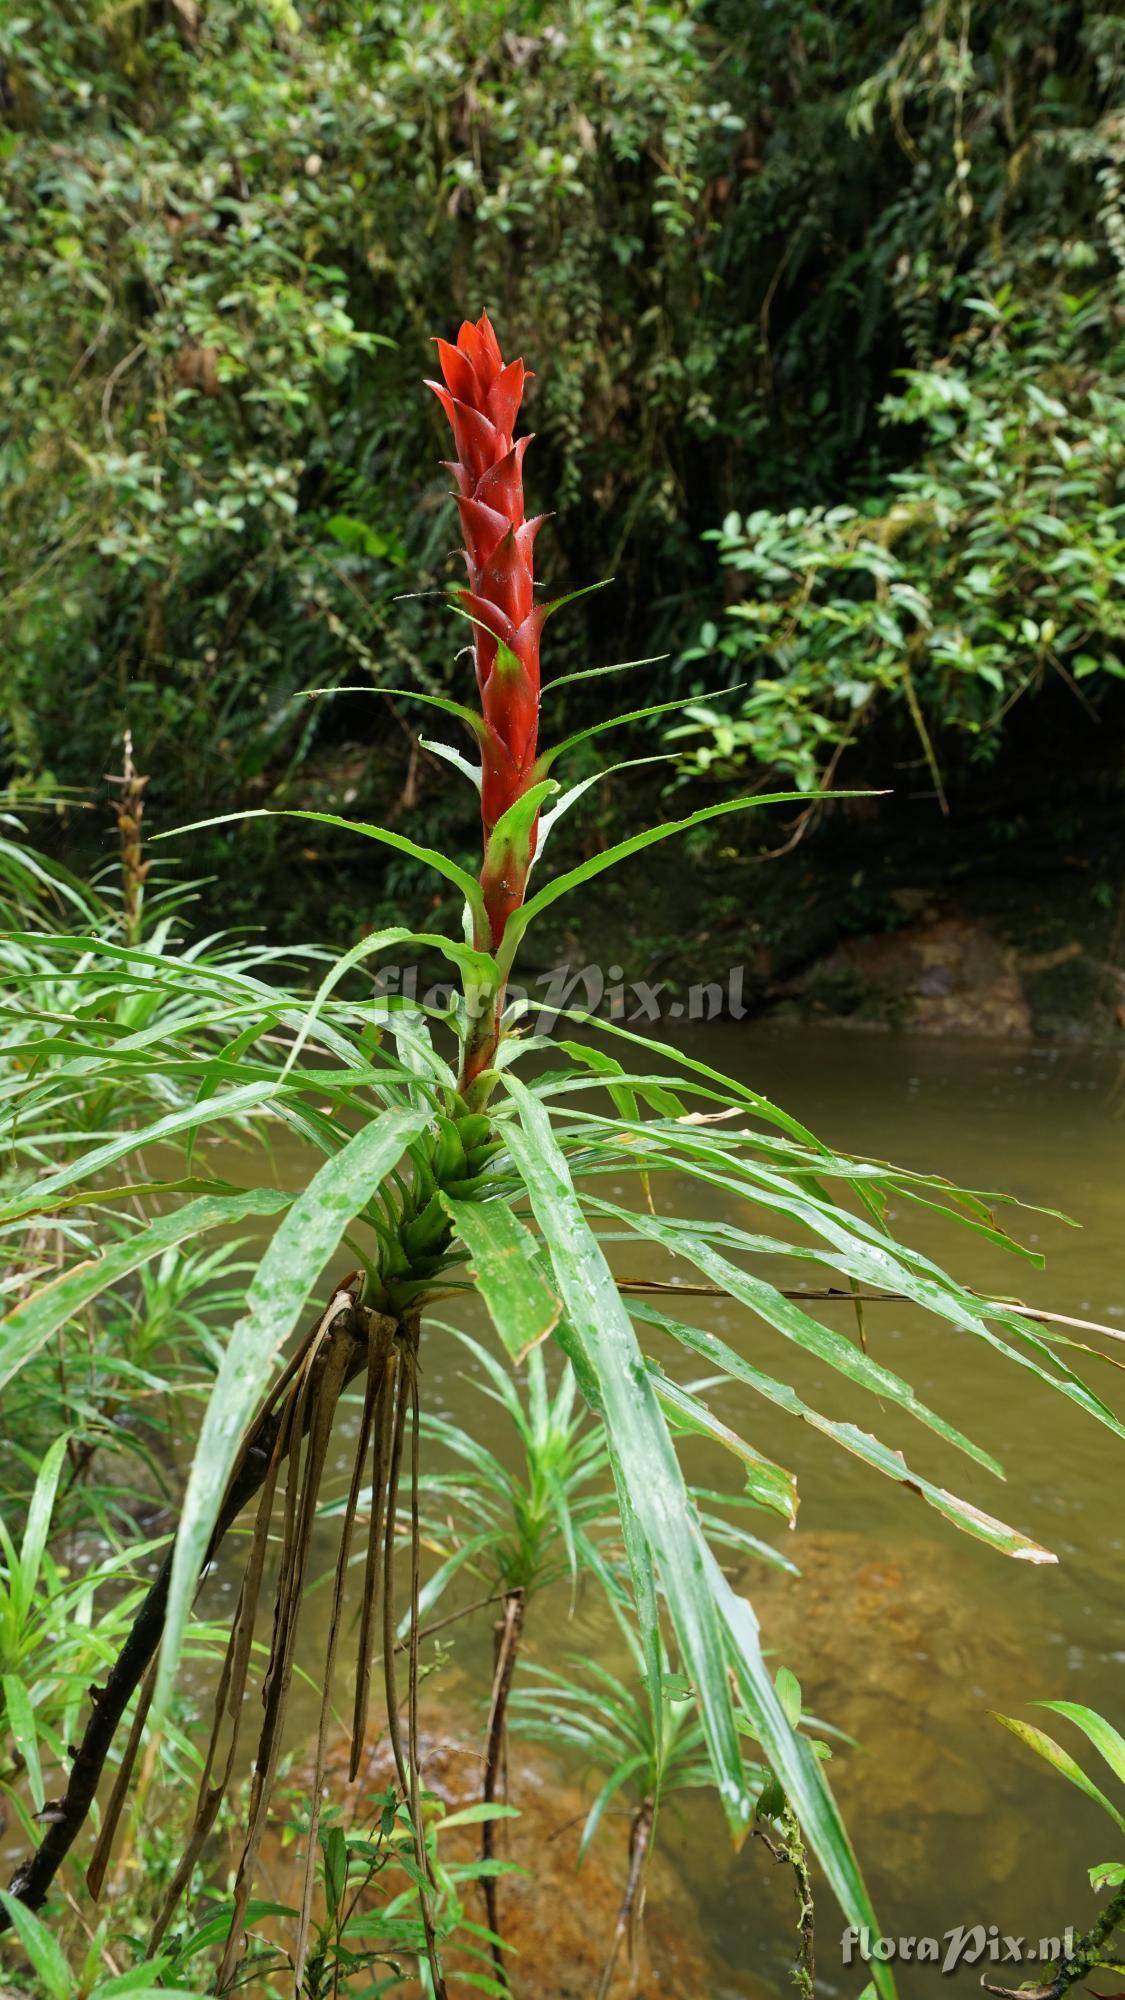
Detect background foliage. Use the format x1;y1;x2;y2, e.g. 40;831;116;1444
3;0;1121;874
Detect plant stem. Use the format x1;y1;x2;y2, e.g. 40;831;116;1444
596;1796;654;2000
782;1804;815;2000
982;1877;1125;2000
482;1586;525;1983
754;1809;815;2000
106;729;149;947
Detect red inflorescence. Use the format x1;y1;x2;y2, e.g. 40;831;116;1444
427;313;547;944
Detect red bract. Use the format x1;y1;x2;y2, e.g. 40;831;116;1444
427;312;546;948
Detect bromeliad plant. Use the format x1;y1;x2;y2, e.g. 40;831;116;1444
512;1623;825;2000
2;312;1125;1997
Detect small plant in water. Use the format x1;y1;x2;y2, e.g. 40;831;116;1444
410;1326;618;1974
510;1609;766;1996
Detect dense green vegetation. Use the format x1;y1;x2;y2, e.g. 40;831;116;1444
2;10;1125;1989
3;0;1121;863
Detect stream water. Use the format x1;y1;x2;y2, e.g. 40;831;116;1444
68;1027;1125;1997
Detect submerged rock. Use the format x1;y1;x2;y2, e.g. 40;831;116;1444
744;1530;1036;1876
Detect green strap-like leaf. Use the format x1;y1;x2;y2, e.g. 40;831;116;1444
993;1713;1125;1833
302;684;488;744
577;1752;648;1863
1034;1702;1125;1791
535;756;675;861
649;1366;797;1523
0;1189;290;1392
18;1432;69;1596
481;779;559;909
436;1802;521;1831
629;1301;1054;1562
708;1554;889;1992
442;1195;560;1364
420;735;483;789
505;1077;749;1811
0;1889;72;2000
544;653;668;694
154;808;489;941
519;1006;830;1150
503;1076;893;1995
1;1676;45;1813
279;926;497;1081
154;1105;429;1716
609;1202;1004;1475
776;1665;803;1729
496;790;867;972
619;1137;1125;1445
538;690;745;769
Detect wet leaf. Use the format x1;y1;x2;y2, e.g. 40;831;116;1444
443;1194;560;1362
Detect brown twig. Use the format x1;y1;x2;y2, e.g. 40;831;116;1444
392;1590;509;1655
617;1278;1125;1346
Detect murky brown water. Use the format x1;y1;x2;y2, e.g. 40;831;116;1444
232;1024;1124;1998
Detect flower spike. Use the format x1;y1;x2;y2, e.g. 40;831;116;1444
428;312;545;954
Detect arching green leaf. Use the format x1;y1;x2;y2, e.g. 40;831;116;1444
442;1194;560;1364
496;791;871;972
503;1075;893;1994
154;809;489;942
154;1105;430;1717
